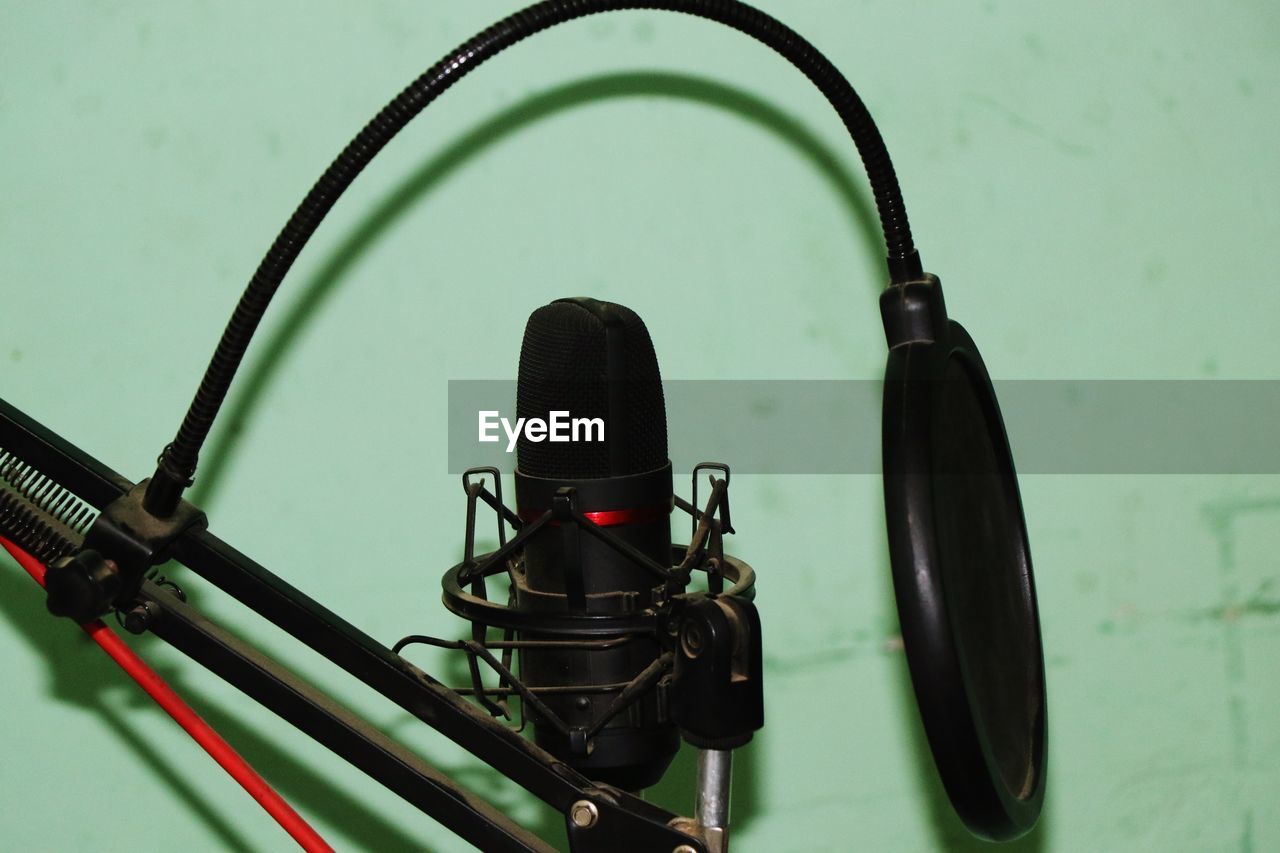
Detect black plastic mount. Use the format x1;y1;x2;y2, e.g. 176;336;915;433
440;465;763;752
880;272;947;349
669;594;764;750
45;480;206;622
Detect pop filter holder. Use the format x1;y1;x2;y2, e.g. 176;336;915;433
0;1;1048;848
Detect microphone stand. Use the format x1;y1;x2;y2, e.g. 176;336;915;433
0;395;763;853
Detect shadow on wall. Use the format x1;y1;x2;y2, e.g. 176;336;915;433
188;69;883;509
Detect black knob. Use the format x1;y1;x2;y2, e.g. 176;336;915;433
45;549;120;623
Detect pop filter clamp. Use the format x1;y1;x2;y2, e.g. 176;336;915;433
0;0;1047;849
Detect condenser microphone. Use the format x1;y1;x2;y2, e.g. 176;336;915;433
512;297;678;791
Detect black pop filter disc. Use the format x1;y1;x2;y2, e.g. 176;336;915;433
880;277;1047;840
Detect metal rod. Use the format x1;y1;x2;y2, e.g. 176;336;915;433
695;748;733;853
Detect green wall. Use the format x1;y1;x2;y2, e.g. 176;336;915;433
2;2;1277;850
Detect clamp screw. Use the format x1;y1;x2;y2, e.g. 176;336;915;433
570;800;598;829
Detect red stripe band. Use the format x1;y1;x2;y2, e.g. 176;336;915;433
519;499;673;527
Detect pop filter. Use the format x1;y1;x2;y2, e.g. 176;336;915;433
880;276;1048;840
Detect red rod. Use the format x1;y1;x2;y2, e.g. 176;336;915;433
0;536;333;853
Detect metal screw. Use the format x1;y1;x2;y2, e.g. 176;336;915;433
570;800;598;829
673;846;698;853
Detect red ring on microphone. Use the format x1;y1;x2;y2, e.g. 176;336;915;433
519;498;673;527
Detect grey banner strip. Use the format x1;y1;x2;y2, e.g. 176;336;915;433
447;380;1280;474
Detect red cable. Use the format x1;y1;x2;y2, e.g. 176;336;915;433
0;537;333;853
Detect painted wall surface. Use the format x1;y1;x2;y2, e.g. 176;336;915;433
2;2;1277;850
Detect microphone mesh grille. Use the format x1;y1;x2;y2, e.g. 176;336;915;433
516;299;667;479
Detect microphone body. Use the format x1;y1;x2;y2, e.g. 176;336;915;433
512;297;678;790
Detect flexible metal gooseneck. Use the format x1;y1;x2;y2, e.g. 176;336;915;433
143;0;922;516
